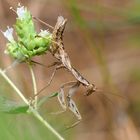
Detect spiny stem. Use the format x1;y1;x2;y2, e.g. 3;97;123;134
29;64;38;109
0;69;65;140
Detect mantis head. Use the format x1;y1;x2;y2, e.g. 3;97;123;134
85;84;97;96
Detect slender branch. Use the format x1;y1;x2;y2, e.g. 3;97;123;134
0;69;65;140
29;64;38;109
3;60;20;73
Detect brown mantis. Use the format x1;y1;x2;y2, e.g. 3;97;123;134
2;6;126;130
4;8;97;124
33;16;97;128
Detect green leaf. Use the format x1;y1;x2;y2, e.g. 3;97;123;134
37;92;58;108
0;96;29;114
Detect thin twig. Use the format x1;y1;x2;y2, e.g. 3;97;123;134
0;69;65;140
3;60;20;73
29;64;38;109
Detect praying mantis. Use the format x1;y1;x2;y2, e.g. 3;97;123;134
2;5;125;129
34;16;97;128
3;5;97;127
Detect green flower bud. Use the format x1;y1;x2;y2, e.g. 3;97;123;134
6;42;26;61
3;4;53;61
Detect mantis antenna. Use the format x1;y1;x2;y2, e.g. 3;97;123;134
33;17;54;29
10;7;54;30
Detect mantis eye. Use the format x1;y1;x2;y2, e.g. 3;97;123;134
85;84;96;96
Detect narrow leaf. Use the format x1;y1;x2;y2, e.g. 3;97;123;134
0;96;29;114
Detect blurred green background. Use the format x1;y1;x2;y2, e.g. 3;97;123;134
0;0;140;139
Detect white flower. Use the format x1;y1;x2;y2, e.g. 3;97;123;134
16;4;26;20
4;50;9;54
1;27;14;42
38;29;50;37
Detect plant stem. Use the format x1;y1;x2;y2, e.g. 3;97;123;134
0;69;65;140
29;64;38;109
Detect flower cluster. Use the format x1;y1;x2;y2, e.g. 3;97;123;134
1;4;52;61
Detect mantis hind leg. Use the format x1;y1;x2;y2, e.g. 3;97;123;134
32;62;63;98
30;62;64;107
